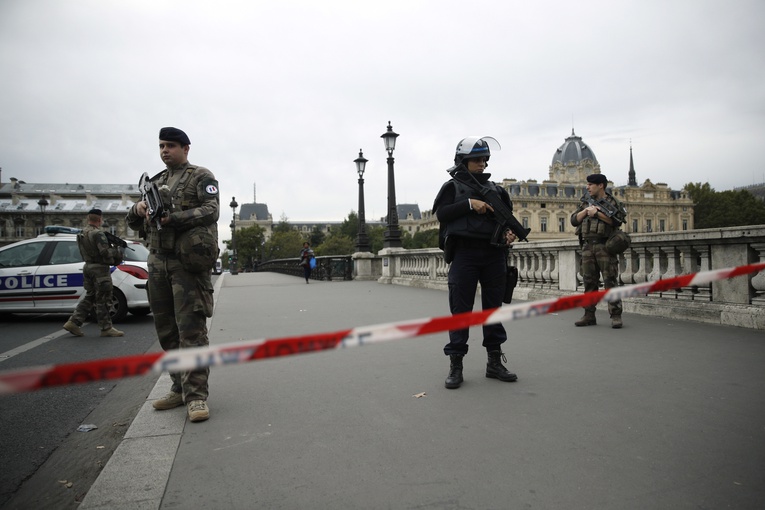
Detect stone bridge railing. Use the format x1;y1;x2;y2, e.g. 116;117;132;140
358;226;765;329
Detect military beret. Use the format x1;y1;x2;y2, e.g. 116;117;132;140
159;127;191;145
88;208;102;216
586;173;608;185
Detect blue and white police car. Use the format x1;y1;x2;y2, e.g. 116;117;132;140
0;226;151;322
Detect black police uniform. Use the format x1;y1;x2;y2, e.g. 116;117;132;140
433;169;511;356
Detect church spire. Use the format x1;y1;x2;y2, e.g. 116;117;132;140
628;141;637;186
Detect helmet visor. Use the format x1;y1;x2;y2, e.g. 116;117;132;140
455;136;501;156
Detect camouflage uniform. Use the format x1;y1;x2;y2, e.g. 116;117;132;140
69;224;121;329
126;162;219;402
570;192;627;318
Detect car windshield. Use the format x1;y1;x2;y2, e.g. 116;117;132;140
123;242;149;262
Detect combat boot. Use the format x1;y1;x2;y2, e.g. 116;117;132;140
188;400;210;422
444;354;464;389
63;320;84;337
153;391;184;410
575;311;597;327
100;327;124;337
486;351;518;382
611;316;623;329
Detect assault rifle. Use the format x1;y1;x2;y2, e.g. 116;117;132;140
139;172;167;231
582;193;623;221
104;231;130;250
462;169;531;244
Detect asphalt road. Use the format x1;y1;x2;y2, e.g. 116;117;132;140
0;312;160;509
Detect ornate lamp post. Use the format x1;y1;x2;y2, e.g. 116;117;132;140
37;196;49;232
354;149;371;252
380;121;402;248
229;197;238;275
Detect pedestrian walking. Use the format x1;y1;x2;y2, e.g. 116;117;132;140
299;242;314;283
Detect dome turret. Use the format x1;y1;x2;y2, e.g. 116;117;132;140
551;129;598;166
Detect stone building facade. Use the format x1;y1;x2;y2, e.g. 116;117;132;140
0;177;141;247
420;130;695;239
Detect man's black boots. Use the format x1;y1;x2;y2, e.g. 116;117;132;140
486;351;518;382
445;354;464;389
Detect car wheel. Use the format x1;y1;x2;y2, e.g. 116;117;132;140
109;289;128;323
130;308;152;317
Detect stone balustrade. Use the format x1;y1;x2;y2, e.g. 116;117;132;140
357;226;765;329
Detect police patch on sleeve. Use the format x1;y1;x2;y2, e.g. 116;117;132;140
203;179;219;196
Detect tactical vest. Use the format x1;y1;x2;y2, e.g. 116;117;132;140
577;193;623;239
77;225;112;264
443;179;502;240
146;165;198;252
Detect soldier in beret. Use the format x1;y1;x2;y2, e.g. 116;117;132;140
570;173;628;328
63;209;125;338
127;127;220;423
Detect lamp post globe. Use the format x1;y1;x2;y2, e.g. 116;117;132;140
381;121;402;248
354;149;371;253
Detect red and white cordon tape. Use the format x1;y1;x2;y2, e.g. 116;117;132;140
1;262;763;395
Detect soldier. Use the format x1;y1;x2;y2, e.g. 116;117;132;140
126;127;220;423
63;209;125;337
570;173;627;328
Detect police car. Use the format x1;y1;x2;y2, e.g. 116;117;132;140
0;226;151;322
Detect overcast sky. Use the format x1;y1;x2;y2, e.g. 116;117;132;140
1;0;764;238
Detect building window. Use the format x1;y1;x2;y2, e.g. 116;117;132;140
646;220;653;232
522;217;529;229
540;217;548;232
558;217;566;232
521;203;527;209
540;203;546;209
632;219;638;233
682;219;688;230
659;219;665;232
16;226;25;237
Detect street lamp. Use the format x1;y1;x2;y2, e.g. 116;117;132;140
354;149;371;253
37;196;49;232
230;196;239;275
380;121;402;248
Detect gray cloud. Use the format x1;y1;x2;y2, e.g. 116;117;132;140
1;0;763;238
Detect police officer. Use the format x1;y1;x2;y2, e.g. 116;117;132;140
63;209;125;337
570;173;627;328
126;127;220;423
432;136;518;389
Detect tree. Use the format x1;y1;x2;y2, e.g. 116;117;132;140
273;213;292;234
263;229;305;260
410;228;440;249
317;233;355;255
233;225;266;270
309;225;326;247
338;210;359;239
367;225;385;253
685;182;765;228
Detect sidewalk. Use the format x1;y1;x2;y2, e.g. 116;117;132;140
81;273;765;510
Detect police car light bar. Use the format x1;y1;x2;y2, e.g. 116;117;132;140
44;225;82;235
